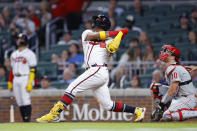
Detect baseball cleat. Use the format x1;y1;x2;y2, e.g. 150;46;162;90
134;107;146;122
36;101;65;123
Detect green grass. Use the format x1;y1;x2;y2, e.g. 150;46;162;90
0;122;197;131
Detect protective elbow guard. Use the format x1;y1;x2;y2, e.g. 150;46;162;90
106;31;123;53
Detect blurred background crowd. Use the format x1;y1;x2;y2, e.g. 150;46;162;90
0;0;197;90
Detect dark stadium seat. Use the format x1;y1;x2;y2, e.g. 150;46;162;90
151;4;172;14
50;44;70;52
138;74;152;88
72;29;83;40
51;81;68;89
174;4;195;13
37;62;58;79
0;76;6;82
0;82;8;89
40;50;60;62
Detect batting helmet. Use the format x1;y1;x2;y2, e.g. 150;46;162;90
159;45;181;62
18;33;28;45
92;14;111;31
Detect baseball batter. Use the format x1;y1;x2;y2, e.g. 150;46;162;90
8;33;37;122
36;15;146;123
153;45;197;121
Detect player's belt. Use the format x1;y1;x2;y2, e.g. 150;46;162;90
86;64;107;70
179;79;192;86
14;73;28;77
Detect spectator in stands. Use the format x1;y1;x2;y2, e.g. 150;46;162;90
0;65;7;81
123;15;142;33
4;58;11;72
78;38;83;53
14;9;36;36
109;17;117;30
65;0;91;30
59;68;75;84
40;76;55;90
68;62;78;75
9;22;20;45
154;60;167;77
85;20;92;30
108;0;117;18
28;5;41;31
57;32;78;45
142;44;155;62
129;38;140;48
38;1;52;47
58;50;69;75
108;0;124;17
179;12;191;31
51;53;59;64
50;0;67;19
111;38;142;88
152;69;166;85
130;75;141;88
2;7;12;26
13;1;23;16
40;1;52;27
0;14;5;28
67;43;84;65
190;8;197;28
188;31;197;44
139;31;151;45
133;0;144;16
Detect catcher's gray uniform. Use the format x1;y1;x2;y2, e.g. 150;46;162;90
162;63;197;121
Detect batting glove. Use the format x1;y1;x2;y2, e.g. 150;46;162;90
26;83;33;92
8;81;13;91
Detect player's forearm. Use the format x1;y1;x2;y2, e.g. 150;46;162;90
161;81;179;104
85;29;128;41
85;31;109;41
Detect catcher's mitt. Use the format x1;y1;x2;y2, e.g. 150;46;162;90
151;107;164;121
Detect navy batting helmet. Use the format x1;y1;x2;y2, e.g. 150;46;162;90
18;33;28;45
92;14;111;31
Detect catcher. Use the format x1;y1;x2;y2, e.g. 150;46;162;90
150;45;197;121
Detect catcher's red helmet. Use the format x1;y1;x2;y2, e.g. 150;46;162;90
159;45;181;62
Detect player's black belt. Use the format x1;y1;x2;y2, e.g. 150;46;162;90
179;79;192;86
14;73;28;77
86;64;107;70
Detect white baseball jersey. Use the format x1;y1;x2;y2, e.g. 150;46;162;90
10;48;37;106
65;29;115;111
81;29;112;68
165;63;196;97
10;48;37;75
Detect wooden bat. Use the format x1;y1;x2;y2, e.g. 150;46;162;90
9;93;15;123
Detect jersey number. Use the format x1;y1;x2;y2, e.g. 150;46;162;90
171;72;178;79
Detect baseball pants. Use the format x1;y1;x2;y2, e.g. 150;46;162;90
65;67;113;110
163;95;197;121
13;76;31;106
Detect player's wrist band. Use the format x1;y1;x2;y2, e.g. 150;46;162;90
109;29;128;37
161;93;173;104
109;30;119;37
99;31;106;40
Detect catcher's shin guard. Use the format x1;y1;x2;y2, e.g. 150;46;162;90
36;101;65;123
134;107;146;122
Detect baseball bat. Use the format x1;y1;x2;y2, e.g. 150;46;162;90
9;93;15;123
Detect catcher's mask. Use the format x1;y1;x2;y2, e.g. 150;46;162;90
159;45;181;63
